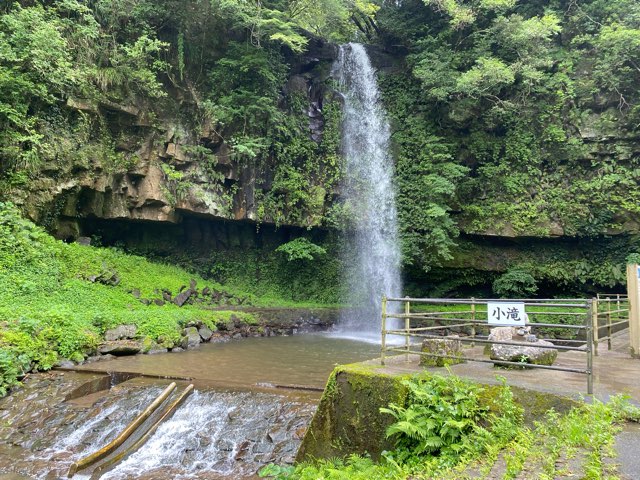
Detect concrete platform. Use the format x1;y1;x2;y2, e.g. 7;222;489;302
371;330;640;402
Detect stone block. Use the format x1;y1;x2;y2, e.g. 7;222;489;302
420;337;464;367
104;324;137;341
490;340;558;367
181;326;201;349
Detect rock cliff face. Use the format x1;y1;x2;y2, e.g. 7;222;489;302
7;36;638;296
20;37;339;241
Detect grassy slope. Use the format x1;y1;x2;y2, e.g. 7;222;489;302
0;203;326;395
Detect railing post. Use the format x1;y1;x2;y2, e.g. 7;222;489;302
470;297;476;347
587;299;594;395
607;297;612;351
381;295;387;366
617;293;621;316
592;297;599;356
404;296;410;361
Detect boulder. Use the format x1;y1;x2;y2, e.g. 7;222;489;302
84;354;116;364
209;334;231;343
98;340;142;356
198;326;213;342
56;359;76;369
104;324;137;342
484;326;516;355
76;236;91;246
89;269;121;286
419;337;464;367
147;348;168;355
181;327;201;349
490;339;558;367
174;289;193;307
488;327;516;342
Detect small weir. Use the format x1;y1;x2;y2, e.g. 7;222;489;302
0;336;379;479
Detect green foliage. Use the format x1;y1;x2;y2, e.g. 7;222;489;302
261;376;636;480
261;375;524;479
276;237;327;261
0;202;285;396
376;0;640;245
381;375;490;458
0;349;21;397
205;41;286;158
0;0;169;185
626;253;640;265
198;238;343;305
255;96;343;227
493;268;538;298
380;73;467;271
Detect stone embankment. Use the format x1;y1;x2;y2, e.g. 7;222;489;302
58;307;339;368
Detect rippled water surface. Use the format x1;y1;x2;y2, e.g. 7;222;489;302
76;334;381;390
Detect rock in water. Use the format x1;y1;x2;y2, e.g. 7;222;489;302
181;327;201;349
420;338;464;367
98;340;142;356
490;339;558;367
198;327;213;342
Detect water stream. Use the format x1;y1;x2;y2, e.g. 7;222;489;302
334;43;403;339
0;336;380;479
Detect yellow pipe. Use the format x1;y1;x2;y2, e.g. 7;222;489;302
67;382;177;477
90;384;195;479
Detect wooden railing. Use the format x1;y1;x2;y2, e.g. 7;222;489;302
592;294;629;355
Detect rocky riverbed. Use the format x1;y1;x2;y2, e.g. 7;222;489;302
0;372;315;479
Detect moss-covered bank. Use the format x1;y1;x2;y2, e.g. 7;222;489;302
297;362;578;462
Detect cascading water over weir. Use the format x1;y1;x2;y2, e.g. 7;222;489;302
334;43;403;338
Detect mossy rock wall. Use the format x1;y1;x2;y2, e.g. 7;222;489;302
297;363;579;462
296;364;411;461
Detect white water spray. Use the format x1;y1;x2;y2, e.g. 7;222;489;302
334;43;402;339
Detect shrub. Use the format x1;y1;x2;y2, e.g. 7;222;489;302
493;269;538;298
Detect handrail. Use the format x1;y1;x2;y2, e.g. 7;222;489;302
386;297;590;306
381;296;596;395
592;294;630;355
67;382;177;477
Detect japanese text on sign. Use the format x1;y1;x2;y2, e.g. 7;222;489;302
487;302;526;326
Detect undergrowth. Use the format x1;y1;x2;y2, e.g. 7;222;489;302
260;375;640;480
0;203;321;395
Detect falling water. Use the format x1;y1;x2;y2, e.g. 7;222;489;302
334;43;402;338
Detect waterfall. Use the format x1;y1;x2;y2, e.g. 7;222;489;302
334;43;402;338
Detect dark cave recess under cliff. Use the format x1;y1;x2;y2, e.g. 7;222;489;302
65;214;332;254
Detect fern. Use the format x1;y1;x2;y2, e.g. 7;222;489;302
381;375;489;457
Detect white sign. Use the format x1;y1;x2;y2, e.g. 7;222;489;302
487;302;526;326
